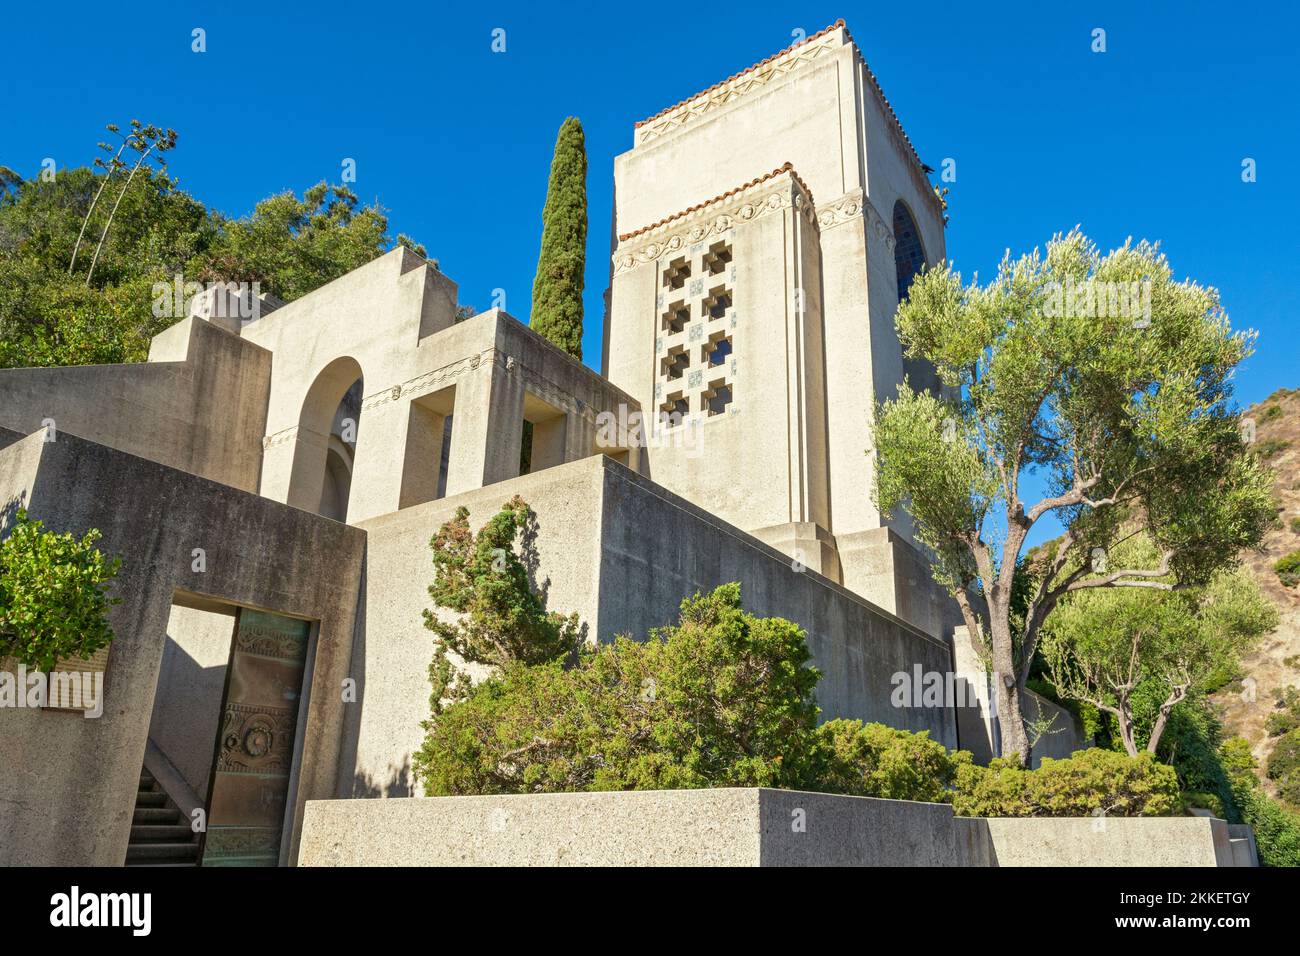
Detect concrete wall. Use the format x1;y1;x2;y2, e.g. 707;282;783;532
238;247;641;524
0;318;270;492
300;789;984;867
0;430;365;866
148;604;239;798
299;789;1252;867
982;817;1241;867
338;455;959;799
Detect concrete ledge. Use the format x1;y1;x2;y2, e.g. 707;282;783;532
982;816;1241;867
299;789;1256;867
300;788;979;867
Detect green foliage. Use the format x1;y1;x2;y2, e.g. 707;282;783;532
1221;736;1300;866
1266;687;1300;737
1026;676;1103;741
1275;550;1300;588
870;228;1275;760
194;183;393;301
1267;729;1300;783
951;749;1179;817
1;130;430;369
415;582;826;794
1258;404;1283;423
421;496;582;715
0;510;121;670
1255;439;1291;460
814;719;970;802
1041;556;1275;755
1289;516;1300;534
529;117;587;359
1180;791;1227;818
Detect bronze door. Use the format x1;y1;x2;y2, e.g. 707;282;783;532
200;609;310;866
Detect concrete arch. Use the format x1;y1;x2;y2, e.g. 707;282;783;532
286;356;364;517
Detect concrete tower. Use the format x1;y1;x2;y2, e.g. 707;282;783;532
603;20;952;632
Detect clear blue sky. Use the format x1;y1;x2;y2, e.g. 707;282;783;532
3;2;1296;545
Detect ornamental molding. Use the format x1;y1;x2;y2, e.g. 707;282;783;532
635;31;842;146
613;177;815;277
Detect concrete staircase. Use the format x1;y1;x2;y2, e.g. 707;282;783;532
125;767;200;866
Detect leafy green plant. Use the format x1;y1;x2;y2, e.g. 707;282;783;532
1275;551;1300;588
814;719;970;802
1290;516;1300;534
415;582;826;795
1255;439;1291;460
0;510;121;670
1221;736;1300;866
421;496;582;716
951;748;1179;817
1267;687;1300;737
1041;558;1275;755
1267;729;1300;783
1258;404;1283;423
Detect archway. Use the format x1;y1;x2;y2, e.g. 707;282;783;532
286;357;364;519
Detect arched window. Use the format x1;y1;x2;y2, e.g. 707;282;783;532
892;200;927;303
891;201;940;394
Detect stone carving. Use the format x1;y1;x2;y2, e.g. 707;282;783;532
614;181;810;277
635;34;838;145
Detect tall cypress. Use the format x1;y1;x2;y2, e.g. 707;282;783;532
529;117;587;359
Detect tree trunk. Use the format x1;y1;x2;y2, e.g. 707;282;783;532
996;679;1031;764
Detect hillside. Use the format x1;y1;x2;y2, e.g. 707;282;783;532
1212;386;1300;795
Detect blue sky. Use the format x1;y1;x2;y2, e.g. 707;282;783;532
3;1;1296;545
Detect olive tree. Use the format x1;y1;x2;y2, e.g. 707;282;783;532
1040;543;1277;755
871;229;1274;763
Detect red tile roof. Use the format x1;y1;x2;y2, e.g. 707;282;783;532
617;163;813;242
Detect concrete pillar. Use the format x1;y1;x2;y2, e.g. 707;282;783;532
443;357;524;496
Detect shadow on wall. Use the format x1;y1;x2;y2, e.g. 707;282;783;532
352;756;414;798
1;492;26;533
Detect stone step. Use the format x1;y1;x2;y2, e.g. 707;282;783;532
133;791;167;808
133;807;182;825
125;842;198;863
139;771;155;789
129;824;195;843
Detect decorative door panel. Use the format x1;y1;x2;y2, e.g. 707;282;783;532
200;609;310;866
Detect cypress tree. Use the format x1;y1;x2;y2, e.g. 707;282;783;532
529;117;587;359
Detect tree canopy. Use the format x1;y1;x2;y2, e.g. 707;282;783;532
1;119;428;368
871;228;1275;763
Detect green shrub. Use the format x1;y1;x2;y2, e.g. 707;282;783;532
1267;688;1300;737
951;749;1179;817
1276;551;1300;588
813;719;970;802
1222;737;1300;866
0;510;121;670
1259;404;1283;423
1267;730;1300;782
1180;791;1227;818
1290;516;1300;535
415;583;825;795
1257;439;1292;460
